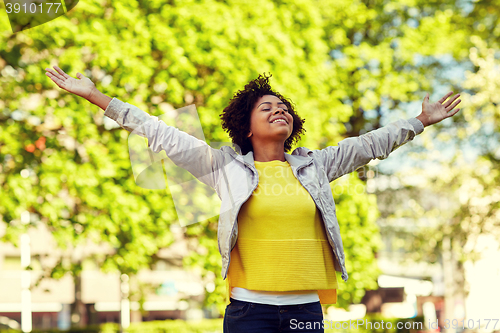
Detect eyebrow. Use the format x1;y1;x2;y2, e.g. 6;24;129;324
258;101;286;108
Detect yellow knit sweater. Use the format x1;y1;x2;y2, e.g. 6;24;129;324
225;160;338;305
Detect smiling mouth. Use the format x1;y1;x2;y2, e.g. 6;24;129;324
271;119;288;124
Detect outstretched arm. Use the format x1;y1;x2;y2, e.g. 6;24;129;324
318;92;461;182
44;66;225;191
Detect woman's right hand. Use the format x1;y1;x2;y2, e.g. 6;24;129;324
45;65;96;100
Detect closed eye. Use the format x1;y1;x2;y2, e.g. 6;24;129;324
263;108;289;112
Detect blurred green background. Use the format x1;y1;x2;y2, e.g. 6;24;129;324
1;0;499;332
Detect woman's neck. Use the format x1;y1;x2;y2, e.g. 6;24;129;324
252;143;286;162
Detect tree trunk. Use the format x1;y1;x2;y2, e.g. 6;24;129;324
71;272;87;327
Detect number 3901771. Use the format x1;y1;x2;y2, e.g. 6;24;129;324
5;2;62;14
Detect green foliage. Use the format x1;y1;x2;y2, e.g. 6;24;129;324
402;37;500;265
331;173;381;309
316;0;467;138
366;2;500;306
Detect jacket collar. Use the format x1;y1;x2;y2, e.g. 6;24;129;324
239;149;313;172
223;145;313;171
285;152;313;174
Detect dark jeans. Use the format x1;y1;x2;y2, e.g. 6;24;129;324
223;297;325;333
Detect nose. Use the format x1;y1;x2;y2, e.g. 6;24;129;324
274;108;285;115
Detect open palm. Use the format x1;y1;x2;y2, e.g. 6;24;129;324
45;66;95;99
420;92;461;126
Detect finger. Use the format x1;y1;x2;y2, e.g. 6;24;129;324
438;91;454;104
446;108;460;118
54;65;71;79
45;73;62;87
424;93;429;103
45;71;65;88
45;67;63;80
443;93;460;108
45;70;58;82
446;98;461;111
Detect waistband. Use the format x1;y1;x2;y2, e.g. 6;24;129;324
229;297;320;308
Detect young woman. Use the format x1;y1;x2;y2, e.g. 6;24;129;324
45;66;461;332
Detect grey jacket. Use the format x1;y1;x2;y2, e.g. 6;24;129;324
104;97;424;282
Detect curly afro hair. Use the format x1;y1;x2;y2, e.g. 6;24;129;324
219;73;306;155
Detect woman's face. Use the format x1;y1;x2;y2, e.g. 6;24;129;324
247;95;294;143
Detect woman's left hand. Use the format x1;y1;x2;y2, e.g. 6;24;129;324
417;92;461;127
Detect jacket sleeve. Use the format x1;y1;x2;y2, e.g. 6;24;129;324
104;97;224;190
317;118;424;182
